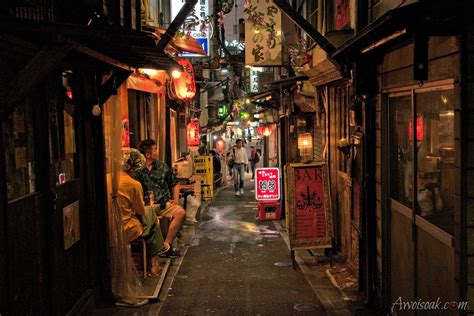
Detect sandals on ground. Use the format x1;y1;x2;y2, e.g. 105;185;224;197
147;268;162;278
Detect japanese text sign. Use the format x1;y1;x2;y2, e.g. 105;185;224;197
244;0;282;66
255;168;280;201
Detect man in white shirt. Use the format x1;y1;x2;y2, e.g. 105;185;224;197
231;139;248;196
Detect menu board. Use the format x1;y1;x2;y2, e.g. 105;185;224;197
255;168;280;201
285;163;333;250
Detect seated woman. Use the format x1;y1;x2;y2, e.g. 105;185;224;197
119;149;164;277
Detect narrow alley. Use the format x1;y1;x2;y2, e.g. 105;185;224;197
1;1;472;315
160;176;328;315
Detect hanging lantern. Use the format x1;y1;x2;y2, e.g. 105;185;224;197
257;124;273;136
215;138;225;152
262;125;273;137
187;119;200;146
170;58;196;101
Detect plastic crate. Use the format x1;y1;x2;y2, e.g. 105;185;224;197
258;200;280;220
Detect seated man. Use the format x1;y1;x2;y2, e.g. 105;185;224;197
135;139;185;258
119;149;163;277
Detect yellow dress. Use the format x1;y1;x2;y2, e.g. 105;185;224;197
118;173;145;242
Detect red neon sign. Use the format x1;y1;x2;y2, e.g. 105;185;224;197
408;116;424;142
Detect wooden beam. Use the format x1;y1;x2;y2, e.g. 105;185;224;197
156;0;198;52
69;39;136;71
1;43;75;121
272;0;336;55
98;70;132;105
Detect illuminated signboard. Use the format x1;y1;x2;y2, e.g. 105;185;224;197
255;168;280;201
171;0;209;56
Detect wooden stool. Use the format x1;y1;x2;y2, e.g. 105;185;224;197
130;237;147;279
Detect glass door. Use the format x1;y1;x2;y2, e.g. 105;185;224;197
386;82;457;315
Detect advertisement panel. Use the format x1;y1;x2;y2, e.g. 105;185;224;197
255;168;280;201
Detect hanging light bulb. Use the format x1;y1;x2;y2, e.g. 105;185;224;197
92;104;101;116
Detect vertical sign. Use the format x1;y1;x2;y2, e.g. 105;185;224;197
249;67;263;92
335;0;350;30
255;168;280;201
285;163;333;250
245;0;282;66
171;0;209;56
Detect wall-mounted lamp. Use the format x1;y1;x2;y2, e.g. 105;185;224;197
298;133;313;162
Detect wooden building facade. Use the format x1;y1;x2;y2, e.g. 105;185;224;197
0;1;180;314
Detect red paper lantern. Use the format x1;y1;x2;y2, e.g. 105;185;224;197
215;139;225;152
187;119;200;146
262;125;272;136
257;124;273;137
171;58;196;101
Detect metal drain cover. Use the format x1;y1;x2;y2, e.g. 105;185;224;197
274;261;292;267
293;303;319;311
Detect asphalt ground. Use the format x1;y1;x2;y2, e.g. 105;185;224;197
158;174;327;316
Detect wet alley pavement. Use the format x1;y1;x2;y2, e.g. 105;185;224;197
158;175;349;316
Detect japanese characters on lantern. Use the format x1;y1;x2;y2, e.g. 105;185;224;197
170;58;196;101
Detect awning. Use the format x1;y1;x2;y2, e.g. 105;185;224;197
126;73;166;94
330;2;460;61
0;17;179;71
331;4;419;61
150;29;207;56
0;18;178;119
303;46;342;86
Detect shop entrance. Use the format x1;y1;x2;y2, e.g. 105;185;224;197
45;72;91;315
385;81;457;314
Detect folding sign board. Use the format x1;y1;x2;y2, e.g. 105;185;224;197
255;168;280;201
284;163;333;250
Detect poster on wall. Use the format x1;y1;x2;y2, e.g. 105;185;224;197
285;163;333;252
335;0;350;30
63;201;80;250
244;0;282;66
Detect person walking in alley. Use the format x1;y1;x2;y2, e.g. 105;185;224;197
119;149;163;277
230;139;248;196
135;139;184;258
249;146;259;180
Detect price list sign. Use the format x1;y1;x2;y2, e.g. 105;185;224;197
285;163;333;250
255;168;280;201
